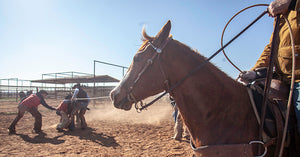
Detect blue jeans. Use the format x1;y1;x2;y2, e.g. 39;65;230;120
79;102;89;109
173;107;178;123
293;82;300;133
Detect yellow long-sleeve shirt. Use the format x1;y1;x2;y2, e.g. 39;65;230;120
251;5;300;84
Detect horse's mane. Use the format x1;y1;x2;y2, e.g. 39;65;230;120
173;39;236;82
141;26;238;86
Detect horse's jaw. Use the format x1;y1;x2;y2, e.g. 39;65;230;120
110;88;133;111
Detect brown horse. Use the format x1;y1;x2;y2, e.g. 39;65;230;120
110;20;285;156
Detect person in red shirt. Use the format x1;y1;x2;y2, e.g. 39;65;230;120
8;90;56;134
18;91;26;102
56;94;72;132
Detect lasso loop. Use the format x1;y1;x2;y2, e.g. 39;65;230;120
221;4;269;73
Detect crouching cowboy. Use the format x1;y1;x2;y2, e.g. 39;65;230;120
8;90;56;134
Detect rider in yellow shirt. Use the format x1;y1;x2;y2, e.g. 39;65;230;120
240;0;300;133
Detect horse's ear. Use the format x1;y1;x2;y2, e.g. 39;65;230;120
154;20;171;45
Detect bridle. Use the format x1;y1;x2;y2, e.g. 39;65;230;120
125;37;172;112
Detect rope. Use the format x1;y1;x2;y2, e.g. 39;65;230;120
247;87;261;125
258;14;281;153
221;4;269;73
278;14;296;157
74;96;109;100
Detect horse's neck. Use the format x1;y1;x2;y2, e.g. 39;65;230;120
170;54;258;146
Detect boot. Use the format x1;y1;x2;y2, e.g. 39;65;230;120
8;127;16;134
79;109;87;130
8;116;22;135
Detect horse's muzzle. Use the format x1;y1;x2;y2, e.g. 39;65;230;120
110;89;132;111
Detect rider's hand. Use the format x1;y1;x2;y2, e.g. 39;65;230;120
268;0;291;17
238;71;257;85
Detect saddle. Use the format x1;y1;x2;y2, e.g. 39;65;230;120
249;79;288;137
248;79;300;156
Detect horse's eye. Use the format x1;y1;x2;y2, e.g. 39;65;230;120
135;42;150;62
134;53;142;62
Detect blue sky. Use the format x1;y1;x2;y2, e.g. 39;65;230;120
0;0;274;81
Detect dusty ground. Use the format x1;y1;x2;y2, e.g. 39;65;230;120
0;98;193;157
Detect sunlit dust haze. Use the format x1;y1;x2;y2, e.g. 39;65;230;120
85;99;174;125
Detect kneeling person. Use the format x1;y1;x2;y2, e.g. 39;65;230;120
56;94;72;132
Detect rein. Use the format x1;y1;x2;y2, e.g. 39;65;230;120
135;10;268;112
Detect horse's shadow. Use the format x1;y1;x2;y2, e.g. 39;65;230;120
17;132;65;145
63;127;120;148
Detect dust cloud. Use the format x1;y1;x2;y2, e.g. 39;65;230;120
85;99;174;125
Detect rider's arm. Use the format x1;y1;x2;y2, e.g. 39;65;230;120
71;88;79;101
250;43;271;71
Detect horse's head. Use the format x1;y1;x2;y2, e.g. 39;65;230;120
110;20;172;110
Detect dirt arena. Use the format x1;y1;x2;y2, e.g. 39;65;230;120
0;98;193;157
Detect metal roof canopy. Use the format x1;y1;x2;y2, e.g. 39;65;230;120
31;72;119;84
